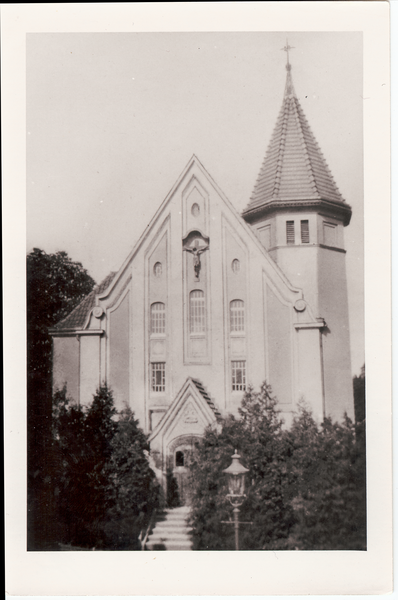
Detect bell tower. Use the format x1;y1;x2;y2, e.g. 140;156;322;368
242;43;354;420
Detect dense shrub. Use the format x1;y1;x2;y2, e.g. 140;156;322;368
52;385;161;549
284;406;366;550
188;384;295;550
188;384;366;551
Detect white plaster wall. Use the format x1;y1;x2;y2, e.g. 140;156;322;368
108;291;130;412
318;247;354;420
52;336;79;402
80;335;100;407
296;327;324;422
266;284;293;406
273;245;319;316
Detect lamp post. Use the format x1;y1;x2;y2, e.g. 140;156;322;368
222;450;250;551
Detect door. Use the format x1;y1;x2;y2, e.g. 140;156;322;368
173;449;191;505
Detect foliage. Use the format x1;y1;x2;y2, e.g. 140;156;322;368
27;248;95;549
188;383;366;551
52;385;161;549
187;415;243;550
284;406;366;550
106;406;162;549
27;247;95;387
353;364;366;425
189;384;294;550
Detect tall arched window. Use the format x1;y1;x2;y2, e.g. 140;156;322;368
230;300;245;332
151;302;165;334
190;290;205;333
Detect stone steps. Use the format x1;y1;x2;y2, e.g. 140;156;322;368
145;506;193;551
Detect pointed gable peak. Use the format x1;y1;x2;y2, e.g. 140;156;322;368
243;52;351;225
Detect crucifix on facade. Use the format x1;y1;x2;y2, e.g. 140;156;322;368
183;239;209;281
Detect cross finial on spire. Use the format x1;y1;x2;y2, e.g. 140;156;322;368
282;39;295;71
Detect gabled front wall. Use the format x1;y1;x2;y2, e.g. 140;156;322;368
105;159;316;428
52;159;327;430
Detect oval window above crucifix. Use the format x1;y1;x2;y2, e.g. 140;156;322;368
191;203;200;217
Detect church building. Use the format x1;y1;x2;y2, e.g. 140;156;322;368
50;55;354;501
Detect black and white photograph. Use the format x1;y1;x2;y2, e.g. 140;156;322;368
4;3;391;597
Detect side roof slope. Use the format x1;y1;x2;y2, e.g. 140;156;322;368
52;271;116;331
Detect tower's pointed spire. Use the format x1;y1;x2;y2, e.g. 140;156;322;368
242;44;351;225
282;39;296;97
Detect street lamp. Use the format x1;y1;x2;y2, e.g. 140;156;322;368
222;450;250;550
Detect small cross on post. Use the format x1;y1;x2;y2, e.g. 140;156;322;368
281;39;295;70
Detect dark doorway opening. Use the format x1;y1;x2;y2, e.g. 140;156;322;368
175;451;184;467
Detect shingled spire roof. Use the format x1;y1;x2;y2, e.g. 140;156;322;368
243;55;351;225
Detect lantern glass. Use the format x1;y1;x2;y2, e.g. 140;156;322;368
223;450;249;500
228;472;245;496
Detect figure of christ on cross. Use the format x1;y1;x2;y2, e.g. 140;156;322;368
183;241;209;280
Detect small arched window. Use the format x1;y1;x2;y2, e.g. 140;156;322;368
230;300;245;332
151;302;165;334
190;290;205;333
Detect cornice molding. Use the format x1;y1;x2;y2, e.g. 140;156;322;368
242;197;352;226
49;328;104;337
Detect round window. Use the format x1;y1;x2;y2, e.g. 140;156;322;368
231;259;240;274
191;203;200;217
153;262;162;278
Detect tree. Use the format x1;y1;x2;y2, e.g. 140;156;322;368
188;414;243;550
188;383;294;550
27;248;95;549
237;383;295;550
283;406;366;550
51;386;91;546
105;406;162;549
353;365;366;423
82;385;118;546
27;247;95;393
52;386;161;549
188;383;366;551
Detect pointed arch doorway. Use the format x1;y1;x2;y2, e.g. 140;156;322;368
168;435;201;506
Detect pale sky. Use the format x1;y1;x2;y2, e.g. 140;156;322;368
26;32;364;375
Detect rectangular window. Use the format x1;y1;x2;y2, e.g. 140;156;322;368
190;290;206;333
300;220;310;243
232;361;246;391
286;221;295;244
151;302;165;334
151;362;165;392
230;300;245;332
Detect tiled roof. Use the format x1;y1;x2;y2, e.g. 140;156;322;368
53;271;116;331
191;378;221;417
244;66;347;214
